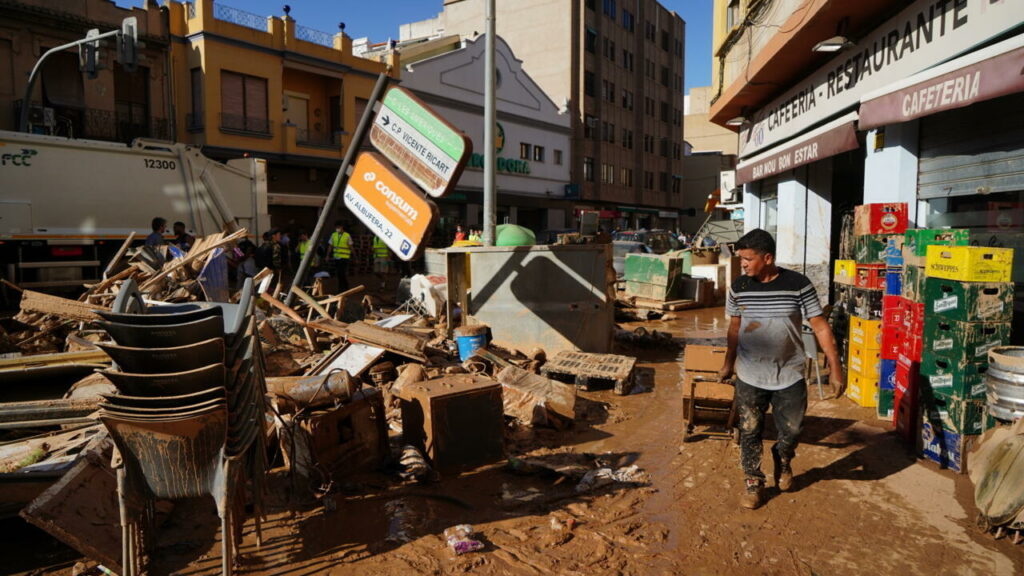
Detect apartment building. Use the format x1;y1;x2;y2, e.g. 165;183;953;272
166;0;396;229
0;0;170;141
402;0;687;231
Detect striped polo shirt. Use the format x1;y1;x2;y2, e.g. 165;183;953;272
725;268;824;390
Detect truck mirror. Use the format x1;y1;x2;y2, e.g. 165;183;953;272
119;17;138;72
79;28;100;79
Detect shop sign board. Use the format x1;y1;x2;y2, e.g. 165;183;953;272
738;0;1023;158
859;40;1024;129
344;151;437;261
736;113;859;185
370;86;471;198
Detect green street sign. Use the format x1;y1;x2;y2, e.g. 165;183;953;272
370;86;472;198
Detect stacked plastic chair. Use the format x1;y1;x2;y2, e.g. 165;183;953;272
94;278;266;576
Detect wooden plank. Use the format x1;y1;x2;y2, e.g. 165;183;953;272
259;291;307;325
307;318;350;338
19;290;109;322
0;349;109;370
345;321;428;361
290;286;331;320
101;231;136;280
318;284;365;305
139;229;246;291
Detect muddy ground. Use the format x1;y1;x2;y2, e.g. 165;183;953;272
4;306;1022;575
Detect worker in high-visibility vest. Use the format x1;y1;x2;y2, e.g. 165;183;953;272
372;235;390;289
328;220;351;292
296;230;319;269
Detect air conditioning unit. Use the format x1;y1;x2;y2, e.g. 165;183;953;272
722;187;742;204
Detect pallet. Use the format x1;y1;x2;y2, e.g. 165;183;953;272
541;351;637;395
628;297;701;311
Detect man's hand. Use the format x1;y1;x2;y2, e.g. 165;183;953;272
718;364;734;384
829;369;846;399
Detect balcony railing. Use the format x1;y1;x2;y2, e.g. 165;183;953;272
80;109;170;142
296;25;334;47
220;113;272;136
187;1;196;18
296;128;337;148
214;3;266;32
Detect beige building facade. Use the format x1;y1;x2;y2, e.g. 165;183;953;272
403;0;686;230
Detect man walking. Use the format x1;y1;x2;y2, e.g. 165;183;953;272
329;221;352;292
718;229;843;510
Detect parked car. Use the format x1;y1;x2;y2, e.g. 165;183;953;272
612;240;653;280
612;229;681;254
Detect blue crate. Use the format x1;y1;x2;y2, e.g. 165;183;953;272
885;270;902;295
880;358;897;391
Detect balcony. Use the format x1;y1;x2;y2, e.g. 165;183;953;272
219;113;272;137
295;127;338;149
79;109;170;142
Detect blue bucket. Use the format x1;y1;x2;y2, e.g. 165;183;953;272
455;327;490;361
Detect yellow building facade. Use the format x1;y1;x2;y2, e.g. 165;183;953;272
167;0;397;166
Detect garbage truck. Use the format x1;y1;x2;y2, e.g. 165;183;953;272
0;129;269;289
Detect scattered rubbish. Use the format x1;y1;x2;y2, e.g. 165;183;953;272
384;499;414;544
399;444;432;482
575;464;648;493
444;524;484;555
497;365;576;427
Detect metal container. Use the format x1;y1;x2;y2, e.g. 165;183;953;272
432;245;613;354
986;346;1024;422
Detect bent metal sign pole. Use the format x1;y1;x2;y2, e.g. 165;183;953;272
344;152;438;261
369;86;471;198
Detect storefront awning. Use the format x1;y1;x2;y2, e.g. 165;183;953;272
859;35;1024;131
736;112;859;185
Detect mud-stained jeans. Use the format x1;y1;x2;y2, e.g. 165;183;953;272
735;379;807;483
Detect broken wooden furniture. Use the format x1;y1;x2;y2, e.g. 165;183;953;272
397;374;505;473
681;345;738;443
541;351;637;395
96;278;266;576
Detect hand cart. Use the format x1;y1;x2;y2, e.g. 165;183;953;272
681;345;739;443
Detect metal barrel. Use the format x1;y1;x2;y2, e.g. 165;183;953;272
986;346;1024;422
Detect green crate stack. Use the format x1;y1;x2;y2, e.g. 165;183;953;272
918;243;1014;469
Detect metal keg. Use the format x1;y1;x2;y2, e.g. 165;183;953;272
986;346;1024;422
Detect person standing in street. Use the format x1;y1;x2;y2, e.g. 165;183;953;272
329;221;352;292
372;235;390;290
146;217;167;247
718;228;844;510
172;221;194;252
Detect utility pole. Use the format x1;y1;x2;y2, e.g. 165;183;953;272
482;0;497;246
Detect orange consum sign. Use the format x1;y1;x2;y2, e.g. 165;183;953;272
344;152;437;261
